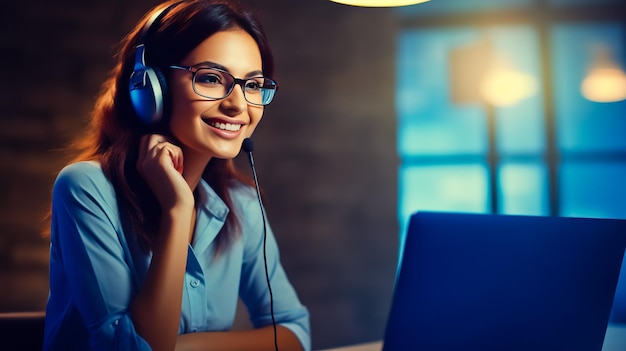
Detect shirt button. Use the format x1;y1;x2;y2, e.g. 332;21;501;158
190;279;200;288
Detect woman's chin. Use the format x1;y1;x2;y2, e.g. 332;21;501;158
211;147;241;160
202;137;246;160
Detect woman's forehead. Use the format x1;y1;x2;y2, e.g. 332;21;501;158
181;29;263;76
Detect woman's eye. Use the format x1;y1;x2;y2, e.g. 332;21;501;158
196;72;223;85
245;80;262;91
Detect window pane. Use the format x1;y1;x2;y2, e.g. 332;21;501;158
560;162;626;219
552;23;626;152
397;29;487;155
499;162;548;216
397;26;546;156
489;26;545;155
399;164;489;222
496;100;545;155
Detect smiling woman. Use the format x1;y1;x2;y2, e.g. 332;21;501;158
41;1;310;351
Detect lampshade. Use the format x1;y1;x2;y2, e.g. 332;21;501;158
580;45;626;103
330;0;430;7
581;68;626;103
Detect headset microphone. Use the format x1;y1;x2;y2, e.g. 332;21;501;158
242;137;255;159
241;138;279;351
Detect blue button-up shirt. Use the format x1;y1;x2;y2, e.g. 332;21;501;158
43;161;310;350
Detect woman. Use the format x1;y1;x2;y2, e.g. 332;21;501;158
43;1;310;350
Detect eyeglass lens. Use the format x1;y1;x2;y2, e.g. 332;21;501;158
193;68;276;105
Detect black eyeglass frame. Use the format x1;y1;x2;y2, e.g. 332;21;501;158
169;65;278;106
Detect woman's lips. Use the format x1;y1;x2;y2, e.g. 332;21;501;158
203;118;244;138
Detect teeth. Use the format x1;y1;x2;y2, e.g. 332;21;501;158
209;122;241;131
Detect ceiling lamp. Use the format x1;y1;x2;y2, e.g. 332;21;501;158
580;46;626;103
330;0;430;7
480;57;538;107
449;40;537;107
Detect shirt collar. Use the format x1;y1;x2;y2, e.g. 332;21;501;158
196;178;229;221
190;178;230;252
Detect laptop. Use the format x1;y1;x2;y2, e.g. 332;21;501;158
382;211;626;351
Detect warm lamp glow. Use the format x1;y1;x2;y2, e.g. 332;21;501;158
480;59;538;107
330;0;430;7
581;68;626;103
449;40;537;107
580;46;626;103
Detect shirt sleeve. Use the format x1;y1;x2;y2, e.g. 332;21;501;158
48;163;151;350
236;187;312;351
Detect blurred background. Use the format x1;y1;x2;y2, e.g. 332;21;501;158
0;0;625;349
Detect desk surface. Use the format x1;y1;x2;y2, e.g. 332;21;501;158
317;325;626;351
318;341;382;351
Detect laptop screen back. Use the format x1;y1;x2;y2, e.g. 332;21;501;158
383;212;626;351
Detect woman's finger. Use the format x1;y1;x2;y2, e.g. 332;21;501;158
137;134;179;175
151;142;184;174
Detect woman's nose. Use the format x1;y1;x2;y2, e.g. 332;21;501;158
221;84;247;112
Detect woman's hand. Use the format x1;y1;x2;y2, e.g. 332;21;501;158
137;134;194;211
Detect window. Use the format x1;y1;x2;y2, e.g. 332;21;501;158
396;0;626;232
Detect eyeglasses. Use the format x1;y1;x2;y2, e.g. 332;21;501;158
169;65;277;106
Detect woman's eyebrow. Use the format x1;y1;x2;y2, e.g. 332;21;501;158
193;61;226;70
193;61;264;77
245;70;264;78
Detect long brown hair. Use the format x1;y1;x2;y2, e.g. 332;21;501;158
50;0;275;254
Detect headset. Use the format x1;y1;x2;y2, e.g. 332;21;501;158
129;2;183;124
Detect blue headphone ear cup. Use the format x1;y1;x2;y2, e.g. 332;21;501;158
129;65;168;124
153;66;170;121
129;2;182;124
